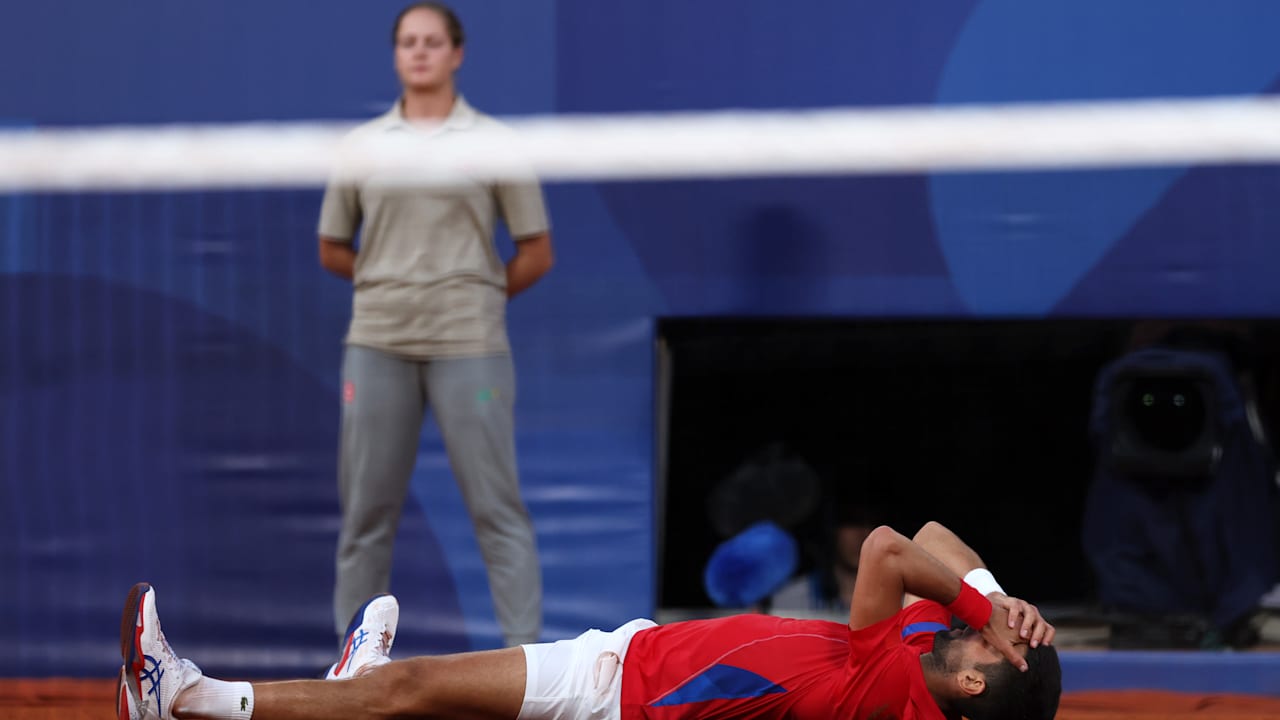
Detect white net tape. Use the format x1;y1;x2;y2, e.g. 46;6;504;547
3;94;1280;191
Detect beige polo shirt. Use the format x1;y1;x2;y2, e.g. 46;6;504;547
318;96;550;359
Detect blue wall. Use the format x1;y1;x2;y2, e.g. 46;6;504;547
3;0;1280;679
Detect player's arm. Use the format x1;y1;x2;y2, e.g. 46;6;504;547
318;236;356;281
849;525;1027;671
506;231;553;298
907;521;1055;648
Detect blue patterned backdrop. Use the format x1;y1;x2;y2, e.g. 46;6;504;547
3;0;1280;679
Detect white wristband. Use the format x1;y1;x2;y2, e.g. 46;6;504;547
963;568;1005;597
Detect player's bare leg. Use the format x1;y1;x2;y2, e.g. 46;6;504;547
118;582;527;720
213;649;527;720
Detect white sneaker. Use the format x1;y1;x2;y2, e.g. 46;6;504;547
326;593;398;679
118;583;203;720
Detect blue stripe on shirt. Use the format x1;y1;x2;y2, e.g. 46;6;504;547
901;621;948;638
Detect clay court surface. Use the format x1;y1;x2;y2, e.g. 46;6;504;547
6;679;1280;720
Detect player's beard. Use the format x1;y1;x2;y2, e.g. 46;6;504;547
930;629;965;674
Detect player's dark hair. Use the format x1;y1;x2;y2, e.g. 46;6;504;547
392;2;465;48
953;643;1062;720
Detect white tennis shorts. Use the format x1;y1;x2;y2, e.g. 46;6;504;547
518;618;658;720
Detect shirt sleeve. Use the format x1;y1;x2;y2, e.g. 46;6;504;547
480;117;550;240
898;601;952;652
317;130;364;242
847;610;906;663
495;175;550;240
317;177;361;243
845;615;939;719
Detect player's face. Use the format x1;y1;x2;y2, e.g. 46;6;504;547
394;8;463;93
932;627;1028;671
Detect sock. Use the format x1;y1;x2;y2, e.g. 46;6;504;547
180;677;255;720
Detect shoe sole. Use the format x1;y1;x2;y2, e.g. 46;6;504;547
118;582;152;717
115;668;131;720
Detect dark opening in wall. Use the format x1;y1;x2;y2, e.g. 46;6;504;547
655;317;1280;612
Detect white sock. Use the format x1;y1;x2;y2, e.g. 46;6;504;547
181;677;255;720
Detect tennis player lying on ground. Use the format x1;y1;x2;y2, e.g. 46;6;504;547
116;520;1060;720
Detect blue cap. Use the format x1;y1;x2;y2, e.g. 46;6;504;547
704;521;798;608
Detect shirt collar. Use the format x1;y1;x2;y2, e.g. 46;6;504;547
383;94;477;133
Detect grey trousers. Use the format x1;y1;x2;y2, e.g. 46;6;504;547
334;344;542;646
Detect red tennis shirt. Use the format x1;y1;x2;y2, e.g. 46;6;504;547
620;601;955;720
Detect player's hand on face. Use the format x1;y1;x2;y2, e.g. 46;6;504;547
988;592;1055;648
980;604;1028;672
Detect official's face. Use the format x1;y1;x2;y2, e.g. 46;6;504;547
394;7;463;93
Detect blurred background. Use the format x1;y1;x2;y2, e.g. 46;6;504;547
3;0;1280;697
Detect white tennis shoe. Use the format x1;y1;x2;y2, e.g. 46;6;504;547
118;582;203;720
326;593;399;680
